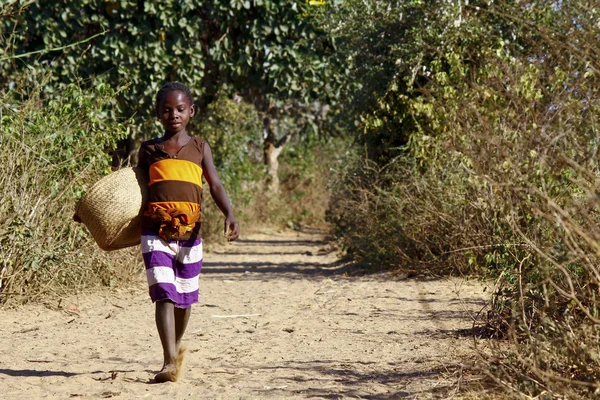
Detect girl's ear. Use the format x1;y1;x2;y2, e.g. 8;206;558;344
190;104;196;118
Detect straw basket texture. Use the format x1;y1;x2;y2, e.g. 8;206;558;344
75;167;148;251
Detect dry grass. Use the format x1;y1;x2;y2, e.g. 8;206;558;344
0;81;141;306
330;0;600;397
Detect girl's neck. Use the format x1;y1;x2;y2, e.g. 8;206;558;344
162;130;190;142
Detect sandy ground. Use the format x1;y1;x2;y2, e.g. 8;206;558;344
0;229;488;399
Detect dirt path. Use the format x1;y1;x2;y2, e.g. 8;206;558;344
0;229;487;399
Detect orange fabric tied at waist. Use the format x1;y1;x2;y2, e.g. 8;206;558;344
146;206;200;241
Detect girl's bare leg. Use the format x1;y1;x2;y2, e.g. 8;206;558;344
172;306;192;380
174;305;191;349
155;300;177;382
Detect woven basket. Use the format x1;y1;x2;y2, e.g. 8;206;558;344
75;167;148;251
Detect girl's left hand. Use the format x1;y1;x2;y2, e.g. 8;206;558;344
224;215;240;241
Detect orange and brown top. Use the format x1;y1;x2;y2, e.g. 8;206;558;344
138;137;205;240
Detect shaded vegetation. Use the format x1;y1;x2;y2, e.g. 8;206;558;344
325;0;600;398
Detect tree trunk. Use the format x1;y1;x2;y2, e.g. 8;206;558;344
263;117;292;193
264;141;284;192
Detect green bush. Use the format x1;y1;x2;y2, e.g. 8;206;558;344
190;96;345;235
0;77;139;304
0;0;346;139
328;0;600;397
273;135;351;229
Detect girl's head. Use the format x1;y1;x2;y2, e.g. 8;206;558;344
155;82;196;135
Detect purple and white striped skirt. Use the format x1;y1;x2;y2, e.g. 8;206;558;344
140;230;202;309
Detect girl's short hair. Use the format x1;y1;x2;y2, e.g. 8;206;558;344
156;82;194;107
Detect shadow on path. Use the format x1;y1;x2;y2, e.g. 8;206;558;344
0;368;81;378
201;261;349;278
229;360;461;399
233;239;329;247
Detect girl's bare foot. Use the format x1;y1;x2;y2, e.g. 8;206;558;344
154;363;177;383
154;345;187;383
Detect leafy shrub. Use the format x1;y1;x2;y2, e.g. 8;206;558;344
330;153;486;273
328;0;600;397
0;0;346;137
189;96;345;235
274;135;351;229
0;77;138;304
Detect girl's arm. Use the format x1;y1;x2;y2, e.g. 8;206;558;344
202;141;240;241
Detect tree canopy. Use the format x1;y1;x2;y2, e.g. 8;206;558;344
1;0;347;135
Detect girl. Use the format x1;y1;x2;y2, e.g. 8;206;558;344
137;82;240;382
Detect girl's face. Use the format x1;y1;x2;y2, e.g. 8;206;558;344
157;90;195;135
